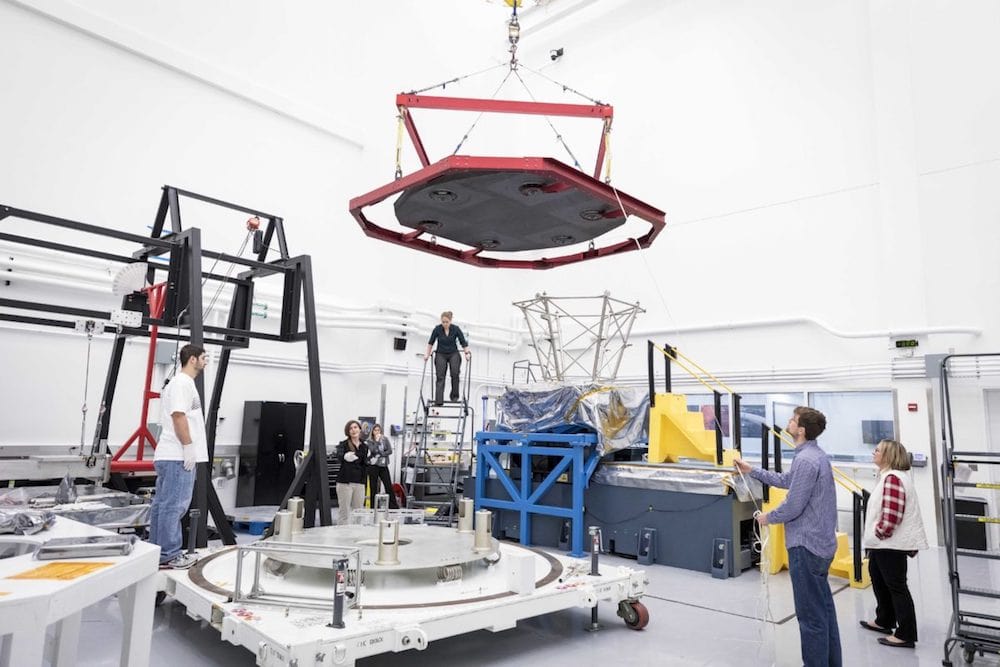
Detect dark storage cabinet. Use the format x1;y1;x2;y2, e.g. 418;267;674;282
237;401;306;506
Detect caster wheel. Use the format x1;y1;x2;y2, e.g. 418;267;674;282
617;600;649;630
154;591;167;607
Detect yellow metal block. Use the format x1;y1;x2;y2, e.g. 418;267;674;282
829;531;871;588
720;449;738;468
761;487;789;574
758;498;870;588
648;392;732;465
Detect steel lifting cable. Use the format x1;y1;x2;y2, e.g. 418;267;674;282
404;62;508;96
517;62;605;106
512;68;583;170
79;321;97;449
452;68;516;155
202;230;253;321
165;228;253;383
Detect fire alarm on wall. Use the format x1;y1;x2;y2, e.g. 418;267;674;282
907;402;918;412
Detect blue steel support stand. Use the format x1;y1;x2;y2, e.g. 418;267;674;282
474;431;600;557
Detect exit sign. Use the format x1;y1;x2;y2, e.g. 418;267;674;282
894;339;919;348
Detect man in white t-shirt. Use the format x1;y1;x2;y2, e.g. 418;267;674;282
148;343;208;569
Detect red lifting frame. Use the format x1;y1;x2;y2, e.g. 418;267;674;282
111;282;166;473
348;94;665;270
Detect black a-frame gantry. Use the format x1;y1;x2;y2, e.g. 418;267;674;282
0;186;333;546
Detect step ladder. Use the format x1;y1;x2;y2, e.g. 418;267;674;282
940;353;1000;667
404;354;473;526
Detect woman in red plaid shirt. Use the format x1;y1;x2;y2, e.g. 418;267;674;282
859;439;929;649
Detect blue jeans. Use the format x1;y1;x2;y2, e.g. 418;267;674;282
149;460;196;564
788;546;842;667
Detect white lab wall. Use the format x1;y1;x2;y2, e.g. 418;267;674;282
2;1;999;542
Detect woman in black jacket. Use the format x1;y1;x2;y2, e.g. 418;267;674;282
367;424;399;509
335;420;368;525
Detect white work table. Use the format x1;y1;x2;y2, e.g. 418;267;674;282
0;516;159;666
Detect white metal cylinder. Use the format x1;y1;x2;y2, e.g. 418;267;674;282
374;493;390;526
287;497;305;533
474;510;493;552
375;520;400;566
457;498;475;533
273;510;293;541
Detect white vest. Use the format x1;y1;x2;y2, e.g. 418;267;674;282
863;469;929;551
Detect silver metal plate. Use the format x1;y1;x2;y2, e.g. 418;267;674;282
261;524;498;571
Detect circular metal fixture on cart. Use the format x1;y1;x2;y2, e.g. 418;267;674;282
259;524;500;572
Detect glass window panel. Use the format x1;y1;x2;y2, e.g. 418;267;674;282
808;391;896;460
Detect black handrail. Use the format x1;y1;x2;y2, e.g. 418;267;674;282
733;392;742;453
713;390;723;465
759;426;770;503
852;489;870;582
646;340;656;407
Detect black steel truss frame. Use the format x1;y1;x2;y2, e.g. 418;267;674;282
0;186;333;545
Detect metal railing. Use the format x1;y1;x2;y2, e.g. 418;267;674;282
647;340;741;464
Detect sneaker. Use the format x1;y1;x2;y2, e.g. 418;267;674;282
159;553;198;570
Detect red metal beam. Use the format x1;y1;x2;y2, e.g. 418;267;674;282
397;94;613;119
110;460;155;473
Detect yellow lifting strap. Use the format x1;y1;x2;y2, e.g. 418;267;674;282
601;117;613;184
764;424;866;494
652;343;719;395
394;108;405;179
671;347;737;396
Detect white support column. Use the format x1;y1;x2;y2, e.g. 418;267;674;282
868;0;928;327
117;575;156;667
51;610;82;667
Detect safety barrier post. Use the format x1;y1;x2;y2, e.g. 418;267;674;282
713;391;724;465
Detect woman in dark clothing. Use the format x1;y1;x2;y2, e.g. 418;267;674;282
335;420;368;525
366;424;399;509
424;310;471;406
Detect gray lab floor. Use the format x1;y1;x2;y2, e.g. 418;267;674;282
74;541;999;667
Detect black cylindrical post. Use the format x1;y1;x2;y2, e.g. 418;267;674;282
760;427;770;504
852;493;863;583
733;393;742;453
663;343;674;394
587;526;601;631
713;391;723;465
773;427;783;473
330;557;348;629
663;344;672;393
589;526;601;576
647;341;656;408
186;508;200;555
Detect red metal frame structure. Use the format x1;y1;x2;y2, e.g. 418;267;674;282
110;282;167;474
349;94;665;270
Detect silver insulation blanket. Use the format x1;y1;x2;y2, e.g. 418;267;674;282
496;384;649;455
0;485;150;531
593;462;764;502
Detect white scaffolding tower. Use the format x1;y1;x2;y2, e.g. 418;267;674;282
513;292;644;384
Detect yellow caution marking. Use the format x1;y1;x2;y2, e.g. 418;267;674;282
7;561;113;581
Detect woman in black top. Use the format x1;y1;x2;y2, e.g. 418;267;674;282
366;424;399;509
335;420;368;525
424;310;470;406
